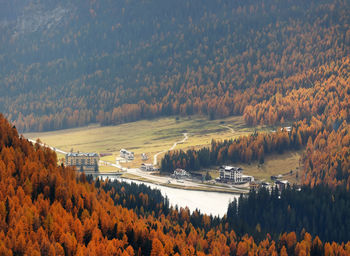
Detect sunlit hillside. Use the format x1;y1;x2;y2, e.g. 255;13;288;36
0;0;348;132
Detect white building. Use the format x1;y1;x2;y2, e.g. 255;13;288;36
141;163;154;171
173;168;190;179
242;174;255;183
141;153;148;161
120;149;134;160
283;126;292;132
219;166;243;183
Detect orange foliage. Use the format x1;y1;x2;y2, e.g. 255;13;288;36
0;114;348;254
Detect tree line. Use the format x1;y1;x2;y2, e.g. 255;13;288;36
160;121;315;172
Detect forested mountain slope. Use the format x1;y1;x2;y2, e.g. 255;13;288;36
162;58;350;189
0;113;349;255
0;0;349;131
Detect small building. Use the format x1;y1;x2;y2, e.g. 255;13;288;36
241;174;255;183
173;168;190;179
219;166;243;183
141;153;148;161
120;149;134;160
275;180;289;190
140;163;154;171
283;126;292;132
66;152;99;172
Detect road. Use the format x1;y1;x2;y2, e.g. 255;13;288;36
127;167;199;186
26;136;247;193
153;133;188;165
220;125;235;134
27;139;68;155
125;167;247;192
99;159;122;169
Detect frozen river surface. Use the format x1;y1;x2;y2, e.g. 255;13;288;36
101;176;239;217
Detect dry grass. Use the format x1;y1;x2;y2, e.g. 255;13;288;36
24;115;265;168
24;116;303;184
192;150;303;184
24;116;303;185
235;150;303;184
98;165;121;173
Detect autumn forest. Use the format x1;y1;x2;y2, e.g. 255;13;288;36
0;0;350;255
0;114;349;255
0;0;348;132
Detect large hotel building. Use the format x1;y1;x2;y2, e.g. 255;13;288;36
65;152;99;172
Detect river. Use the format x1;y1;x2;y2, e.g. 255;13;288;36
100;175;240;217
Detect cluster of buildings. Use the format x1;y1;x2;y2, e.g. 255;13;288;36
65;152;100;172
140;163;154;171
65;149;291;192
218;165;292;191
217;165;291;190
120;149;134;160
66;147;152;174
250;179;290;191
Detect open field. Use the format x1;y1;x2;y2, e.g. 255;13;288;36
24;115;305;190
24;115;267;168
235;150;303;184
24;116;303;186
193;150;303;184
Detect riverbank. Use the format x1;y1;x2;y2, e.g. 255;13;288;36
101;175;240;217
120;172;248;194
119;166;250;194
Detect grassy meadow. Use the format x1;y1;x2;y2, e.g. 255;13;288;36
194;150;303;184
25;115;260;166
238;150;303;183
24;115;302;183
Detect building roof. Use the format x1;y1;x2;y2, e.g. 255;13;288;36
120;149;133;154
141;163;153;167
174;168;188;175
67;152;99;157
220;165;243;171
276;180;289;184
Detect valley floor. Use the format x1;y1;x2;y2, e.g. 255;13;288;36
24;115;301;192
